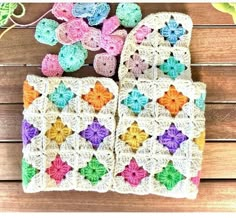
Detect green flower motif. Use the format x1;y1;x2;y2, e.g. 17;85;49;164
154;162;184;190
22;159;38;186
0;3;17;27
212;3;236;23
79;156;108;185
195;92;206;111
159;56;186;80
48;82;75;109
121;87;149;115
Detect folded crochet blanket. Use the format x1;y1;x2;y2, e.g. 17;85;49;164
21;12;206;199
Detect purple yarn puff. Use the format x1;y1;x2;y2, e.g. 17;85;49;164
158;123;188;154
22;119;40;146
79;118;110;149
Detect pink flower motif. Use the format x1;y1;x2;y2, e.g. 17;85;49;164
191;171;201;187
112;29;128;39
119;158;148;187
102;16;120;36
125;53;149;78
135;25;152;44
101;35;124;56
46;155;72;184
41;54;64;77
52;3;74;21
67;18;89;42
81;27;102;51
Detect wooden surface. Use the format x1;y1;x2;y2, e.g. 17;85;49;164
0;3;236;212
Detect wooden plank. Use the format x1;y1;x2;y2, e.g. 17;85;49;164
1;28;236;65
12;3;234;25
0;66;235;104
0;181;235;211
1;142;235;180
0;104;235;140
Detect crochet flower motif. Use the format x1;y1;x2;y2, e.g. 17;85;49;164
118;158;148;187
46;118;72;145
82;81;113;112
195;92;206;111
46;155;72;184
120;122;149;152
121;87;149;115
72;3;97;18
157;85;189;117
191;171;201;187
79;156;108;185
48;82;75;109
159;56;186;80
135;25;153;44
79;118;110;149
22;159;38;186
159;16;187;46
158;123;188;154
194;131;205;151
22;119;40;146
125;53;149;78
23;80;40;108
155;162;184;190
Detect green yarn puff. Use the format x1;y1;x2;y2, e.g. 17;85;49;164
58;42;88;72
22;159;38;186
35;18;59;46
0;3;18;27
116;3;142;27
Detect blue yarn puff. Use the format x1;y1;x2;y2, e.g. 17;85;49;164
35;18;59;46
72;3;97;18
58;42;88;72
87;3;110;26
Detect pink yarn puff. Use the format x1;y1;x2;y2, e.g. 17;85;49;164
52;3;74;21
94;53;117;77
56;22;75;45
67;18;89;42
101;35;124;56
41;54;64;77
102;16;120;35
135;25;153;44
81;27;102;51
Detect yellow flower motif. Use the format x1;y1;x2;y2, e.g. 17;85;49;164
46;118;72;145
120;122;149;152
194;131;205;151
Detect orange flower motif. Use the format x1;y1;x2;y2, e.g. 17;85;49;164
157;85;189;117
82;81;113;112
194;131;205;151
23;81;40;108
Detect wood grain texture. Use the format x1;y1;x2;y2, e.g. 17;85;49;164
0;104;235;141
11;3;234;25
1;66;236;103
1;28;236;65
2;142;235;180
0;181;236;212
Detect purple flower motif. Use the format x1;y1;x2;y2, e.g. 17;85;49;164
79;118;110;149
22;120;40;146
158;123;188;154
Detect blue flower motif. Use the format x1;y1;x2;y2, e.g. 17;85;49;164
159;56;186;79
87;3;110;26
195;93;206;111
72;3;96;18
48;82;75;109
159;17;186;45
121;87;149;115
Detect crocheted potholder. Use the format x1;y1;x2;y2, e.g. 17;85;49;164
113;12;206;199
22;75;118;192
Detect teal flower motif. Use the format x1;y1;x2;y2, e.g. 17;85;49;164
121;87;149;115
48;82;75;109
159;16;186;45
195;93;206;111
159;56;186;80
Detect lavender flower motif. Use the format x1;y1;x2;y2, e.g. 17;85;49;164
79;118;110;149
22;119;40;146
158;123;188;154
